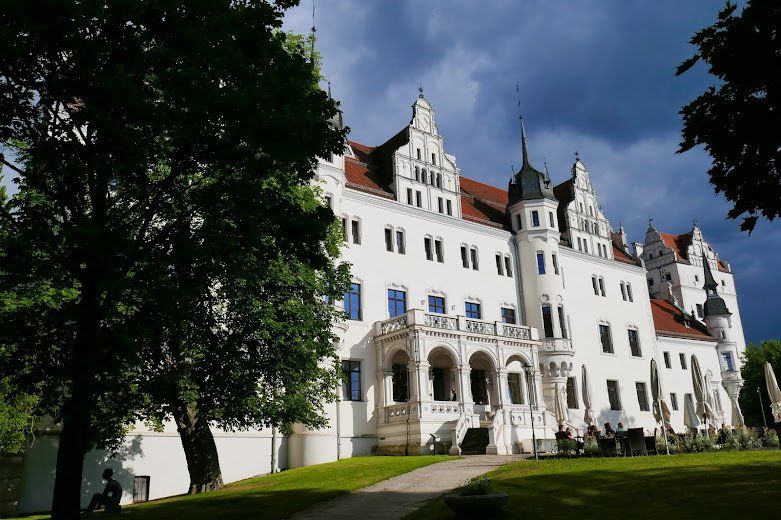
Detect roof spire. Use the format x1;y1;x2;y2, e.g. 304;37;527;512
648;217;655;229
702;252;730;317
418;82;424;99
309;0;317;66
702;253;718;294
520;115;530;168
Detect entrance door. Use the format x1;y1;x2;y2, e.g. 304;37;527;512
470;369;488;404
433;368;446;401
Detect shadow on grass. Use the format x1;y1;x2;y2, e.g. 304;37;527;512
409;452;781;520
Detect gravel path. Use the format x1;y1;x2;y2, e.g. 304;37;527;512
289;455;521;520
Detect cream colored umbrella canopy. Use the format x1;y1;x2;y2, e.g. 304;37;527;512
554;382;569;425
581;365;597;426
683;393;700;431
764;362;781;423
691;355;716;428
651;359;671;425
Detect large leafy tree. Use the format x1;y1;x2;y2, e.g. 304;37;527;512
676;0;781;233
0;1;346;517
738;340;781;427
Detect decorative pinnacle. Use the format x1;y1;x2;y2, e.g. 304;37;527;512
418;83;424;98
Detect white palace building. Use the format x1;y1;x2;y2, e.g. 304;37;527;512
17;93;748;512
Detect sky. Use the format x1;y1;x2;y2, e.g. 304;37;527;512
283;0;779;345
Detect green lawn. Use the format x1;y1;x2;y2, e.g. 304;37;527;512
409;450;781;519
24;455;451;520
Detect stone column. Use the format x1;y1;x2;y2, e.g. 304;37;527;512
458;365;473;408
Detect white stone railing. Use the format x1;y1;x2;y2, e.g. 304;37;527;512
375;309;539;341
541;338;573;352
425;401;463;416
385;402;415;422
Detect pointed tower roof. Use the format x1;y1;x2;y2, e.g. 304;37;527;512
508;116;557;205
702;253;730;317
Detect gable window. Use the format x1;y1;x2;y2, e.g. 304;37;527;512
636;382;650;411
396;230;406;254
531;210;540;227
351;219;361;245
722;352;735;371
508;373;524;404
460;245;469;268
341;360;361;401
599;324;613;353
465;302;481;319
385;228;393;252
416;191;422;207
434;239;444;263
501;307;516;324
679;353;688;370
424;237;433;261
406;188;413;205
495;254;504;275
628;329;641;357
387;289;407;318
470;247;479;270
536;252;546;274
344;283;362;321
566;377;578;409
558;307;568;339
552;253;559;275
607;380;621;410
438;197;444;213
670;392;679;411
663;352;671;369
446;199;452;216
504;256;513;277
428;295;446;314
541;305;554;338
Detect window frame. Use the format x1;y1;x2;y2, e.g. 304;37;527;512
428;295;446;314
387;288;407;318
344;282;362;321
636;382;650;412
599;324;613;354
628;328;641;357
465;301;481;319
531;210;540;227
536;251;546;275
607;380;622;411
341;359;362;401
501;307;517;324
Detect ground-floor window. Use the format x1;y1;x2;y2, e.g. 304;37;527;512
566;377;578;409
607;380;621;410
636;382;650;411
392;363;408;402
508;373;524;404
342;360;361;401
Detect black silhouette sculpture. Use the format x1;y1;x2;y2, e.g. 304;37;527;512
83;468;122;515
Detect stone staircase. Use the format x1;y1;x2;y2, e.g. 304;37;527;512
459;427;489;455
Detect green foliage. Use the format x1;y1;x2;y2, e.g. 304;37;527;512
677;0;781;233
0;378;38;455
656;433;715;453
761;428;780;448
460;475;493;497
738;340;781;426
724;428;762;450
583;436;600;456
556;439;577;456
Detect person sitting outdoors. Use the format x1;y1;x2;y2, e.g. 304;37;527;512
604;422;616;437
84;468;122;515
586;424;600;439
616;422;626;433
565;427;575;440
717;423;730;445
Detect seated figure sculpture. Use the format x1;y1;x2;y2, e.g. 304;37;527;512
83;468;122;515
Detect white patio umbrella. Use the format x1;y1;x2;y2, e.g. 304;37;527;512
651;359;671;454
581;364;597;427
691;355;716;431
729;394;745;427
554;382;569;425
764;362;781;424
683;393;700;433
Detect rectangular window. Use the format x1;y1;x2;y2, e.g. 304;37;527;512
465;302;481;319
663;352;671;369
722;352;735;371
508;373;524;404
552;253;559;275
598;277;606;297
406;188;413;205
133;476;150;503
566;377;578;409
696;304;703;318
627;283;633;302
549;211;555;228
620;282;627;301
341;217;348;241
501;307;516;324
680;353;688;370
470;248;479;270
416;148;421;160
516;214;522;230
387;289;406;318
446;199;452;216
341;360;361;401
392;363;409;402
351;220;361;244
592;276;599;295
536;252;546;274
432;152;436;164
505;256;512;277
628;329;641;357
558;307;568;339
636;382;650;411
531;210;540;227
607;380;621;410
438;197;443;213
424;237;433;261
434;239;444;263
344;283;362;321
396;230;405;254
460;246;469;268
416;191;422;207
541;305;554;338
428;295;446;314
583;241;588;254
599;324;613;353
495;254;504;275
384;228;393;252
670;393;678;411
577;237;583;251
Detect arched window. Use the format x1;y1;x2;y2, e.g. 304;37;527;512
415;166;420;182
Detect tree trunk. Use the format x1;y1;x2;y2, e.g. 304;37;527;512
175;404;223;494
51;392;89;519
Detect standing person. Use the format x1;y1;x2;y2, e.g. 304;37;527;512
450;388;457;401
84;468;122;515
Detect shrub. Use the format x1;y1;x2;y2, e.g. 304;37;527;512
761;428;780;448
726;428;762;450
557;439;577;456
461;475;493;496
584;437;600;456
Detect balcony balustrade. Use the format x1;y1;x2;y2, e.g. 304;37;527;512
375;309;539;341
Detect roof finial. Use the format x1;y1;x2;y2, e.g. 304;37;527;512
309;0;317;66
418;82;424;98
543;160;551;187
327;78;332;98
575;150;580;161
648;217;654;228
692;218;698;228
510;162;516;176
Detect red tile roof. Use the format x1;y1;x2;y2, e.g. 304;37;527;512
344;141;395;199
459;177;509;228
650;299;713;341
657;230;730;273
